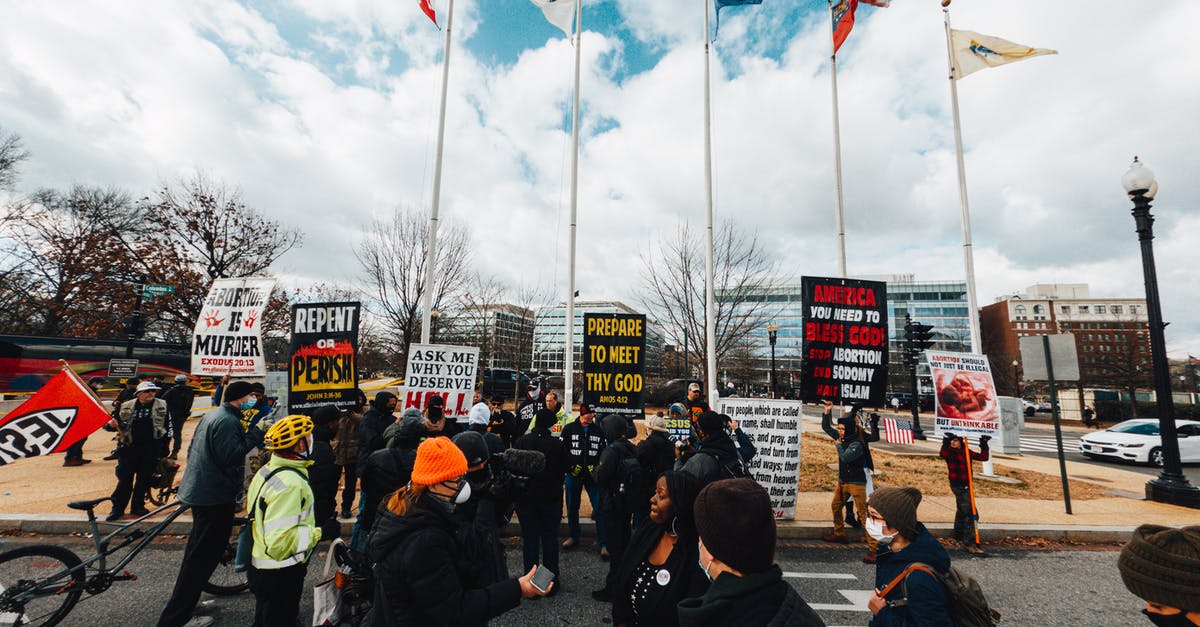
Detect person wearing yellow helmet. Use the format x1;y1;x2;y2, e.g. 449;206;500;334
245;414;322;626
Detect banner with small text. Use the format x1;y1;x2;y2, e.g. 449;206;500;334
288;302;361;411
716;398;802;520
401;344;479;421
800;276;888;405
191;277;275;377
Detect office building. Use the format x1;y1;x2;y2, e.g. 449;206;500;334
531;301;664;376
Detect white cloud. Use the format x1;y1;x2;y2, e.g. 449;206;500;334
1;0;1198;357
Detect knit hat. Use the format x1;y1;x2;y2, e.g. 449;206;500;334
411;437;468;485
579;403;595;417
667;402;687;417
223;381;254;404
397;408;425;435
646;414;668;433
452;431;490;467
868;487;923;540
312;404;342;426
694;478;776;574
1118;524;1200;612
535;408;558;430
251;382;266;394
696;411;725;437
427;394;445;408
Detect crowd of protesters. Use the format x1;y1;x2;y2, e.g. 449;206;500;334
68;373;1193;626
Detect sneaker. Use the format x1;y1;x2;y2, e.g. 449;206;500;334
591;588;612;602
105;511;125;522
862;551;877;564
821;533;850;545
598;547;609;561
965;546;990;558
562;538;578;550
102;452;119;461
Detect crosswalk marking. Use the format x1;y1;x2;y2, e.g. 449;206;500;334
1019;435;1081;453
783;572;857;580
808;589;874;612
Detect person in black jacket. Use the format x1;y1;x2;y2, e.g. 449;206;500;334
635;413;675;528
821;402;878;563
351;391;398;552
309;405;343;542
678;479;824;627
452;431;509;590
674;412;744;487
365;437;547;625
161;374;196;459
592;415;639;602
611;470;709;626
513;409;568;593
865;487;953;627
360;410;425;541
561;403;608;556
487;396;518;448
822;403;880;530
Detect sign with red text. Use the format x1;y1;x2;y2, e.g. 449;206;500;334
288;302;361;411
800;276;888;405
191;277;276;377
928;350;1001;438
400;343;479;421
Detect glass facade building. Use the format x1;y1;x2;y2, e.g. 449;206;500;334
531;301;664;376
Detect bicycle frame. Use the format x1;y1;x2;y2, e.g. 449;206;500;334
80;499;192;577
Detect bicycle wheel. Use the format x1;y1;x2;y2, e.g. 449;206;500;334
201;537;248;596
0;544;85;626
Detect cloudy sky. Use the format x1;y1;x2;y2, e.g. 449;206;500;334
2;0;1198;356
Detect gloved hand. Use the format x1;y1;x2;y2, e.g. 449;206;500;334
571;464;584;477
979;435;991;450
870;413;881;425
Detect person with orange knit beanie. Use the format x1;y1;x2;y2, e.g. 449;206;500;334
364;437;549;624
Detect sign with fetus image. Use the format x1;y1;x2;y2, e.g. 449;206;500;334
926;350;1001;438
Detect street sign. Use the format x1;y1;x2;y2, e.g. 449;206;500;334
142;284;175;300
108;358;140;378
1019;334;1080;381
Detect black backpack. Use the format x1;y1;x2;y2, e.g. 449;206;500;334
614;443;646;510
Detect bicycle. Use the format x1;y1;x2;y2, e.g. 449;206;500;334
0;496;248;626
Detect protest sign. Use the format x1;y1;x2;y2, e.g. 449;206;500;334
716;398;801;520
287;302;361;410
582;313;646;423
400;343;479;420
191;277;275;377
800;276;889;405
927;350;1001;438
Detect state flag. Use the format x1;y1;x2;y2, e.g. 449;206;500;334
419;0;438;26
0;369;112;466
883;416;915;444
713;0;763;40
529;0;576;38
832;0;887;54
950;29;1057;79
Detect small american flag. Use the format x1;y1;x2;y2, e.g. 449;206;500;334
883;417;915;444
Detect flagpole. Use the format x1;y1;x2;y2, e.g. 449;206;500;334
829;1;847;278
943;5;982;354
564;0;583;412
420;0;456;345
702;0;719;403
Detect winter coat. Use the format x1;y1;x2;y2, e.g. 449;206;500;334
677;566;825;627
675;433;742;486
365;494;522;626
360;432;421;538
595;439;637;513
452;469;509;590
513;427;568;506
357;392;398;473
487;409;518;448
161;383;196;421
334;409;362;466
178;404;261;507
561;419;607;482
869;524;953;627
116;398;171;449
247;455;320;569
309;422;342;540
611;522;709;626
636;430;676;481
835;439;868;485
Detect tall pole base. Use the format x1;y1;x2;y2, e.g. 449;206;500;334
1145;477;1200;509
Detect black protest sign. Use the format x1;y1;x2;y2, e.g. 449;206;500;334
800;276;888;405
582;313;646;422
288;302;361;410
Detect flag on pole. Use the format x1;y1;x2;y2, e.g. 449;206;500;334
950;29;1056;79
832;0;887;55
1188;354;1199;366
713;0;763;40
882;416;915;444
419;0;438;26
529;0;576;38
0;369;112;465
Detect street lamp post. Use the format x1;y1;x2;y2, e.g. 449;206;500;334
767;324;779;399
1012;359;1021;397
430;309;441;344
1122;157;1200;508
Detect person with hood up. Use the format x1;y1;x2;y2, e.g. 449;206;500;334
308;405;344;542
365;437;549;625
467;389;491;434
334;389;367;519
351;390;398;551
635;411;677;527
865;486;953;626
424;394;463;438
452;430;510;590
611;470;709;627
678;478;823;627
674;411;745;487
821;406;878;563
360;408;426;540
513;408;569;593
1117;524;1200;626
592;414;640;602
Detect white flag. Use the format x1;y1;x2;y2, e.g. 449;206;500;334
530;0;576;37
950;29;1056;80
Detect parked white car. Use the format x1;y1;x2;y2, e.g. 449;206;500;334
1079;419;1200;466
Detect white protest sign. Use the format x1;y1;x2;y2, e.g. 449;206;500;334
401;344;479;420
927;350;1001;439
191;277;275;377
716;398;802;520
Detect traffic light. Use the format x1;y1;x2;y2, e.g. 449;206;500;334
910;322;935;352
123;314;148;338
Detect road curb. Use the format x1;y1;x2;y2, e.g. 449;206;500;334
0;514;1135;544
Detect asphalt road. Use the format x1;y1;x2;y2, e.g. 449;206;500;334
0;534;1138;626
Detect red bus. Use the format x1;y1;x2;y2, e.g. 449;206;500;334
0;334;191;394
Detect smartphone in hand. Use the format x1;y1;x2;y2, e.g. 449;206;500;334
530;564;555;593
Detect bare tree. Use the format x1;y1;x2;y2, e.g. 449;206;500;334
639;221;777;377
356;207;472;366
0;127;29;190
440;274;508;368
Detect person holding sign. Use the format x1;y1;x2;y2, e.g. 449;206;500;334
939;433;990;557
820;402;878;564
561;403;609;557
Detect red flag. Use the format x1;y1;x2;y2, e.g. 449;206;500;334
832;0;858;54
419;0;437;26
0;369;112;465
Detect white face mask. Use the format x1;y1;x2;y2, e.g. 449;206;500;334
865;518;896;544
454;480;472;505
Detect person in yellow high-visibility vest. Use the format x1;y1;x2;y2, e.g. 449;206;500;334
247;414;322;626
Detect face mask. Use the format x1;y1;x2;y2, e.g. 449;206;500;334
240;399;256;411
428;407;444;422
454;480;472;505
1142;609;1195;627
297;434;313;459
697;544;715;583
865;518;896;545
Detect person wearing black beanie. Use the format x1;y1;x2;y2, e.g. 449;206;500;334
513;407;569;594
1118;524;1200;625
677;479;824;627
